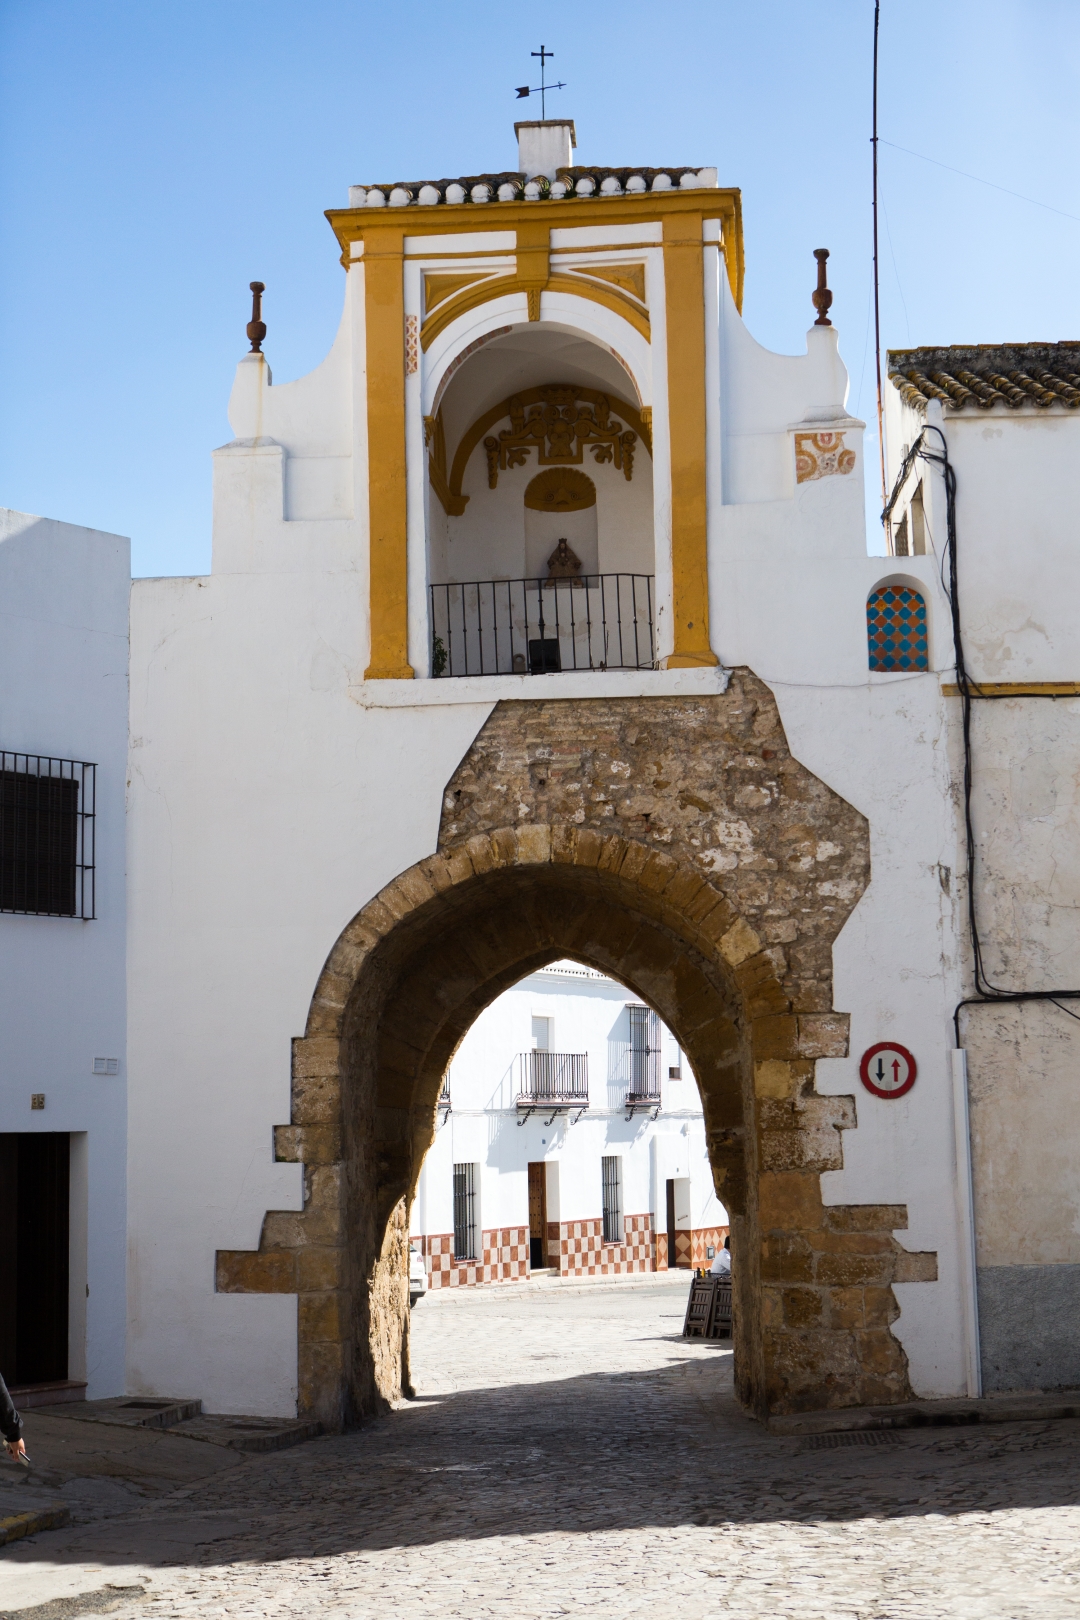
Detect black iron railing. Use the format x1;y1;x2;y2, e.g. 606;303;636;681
625;1004;661;1109
430;574;655;678
516;1051;589;1121
0;754;96;919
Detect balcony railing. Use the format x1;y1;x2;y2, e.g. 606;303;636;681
430;574;655;678
516;1050;589;1124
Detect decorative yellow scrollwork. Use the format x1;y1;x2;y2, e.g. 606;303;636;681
482;387;637;489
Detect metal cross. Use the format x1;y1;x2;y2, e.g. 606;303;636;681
514;45;565;119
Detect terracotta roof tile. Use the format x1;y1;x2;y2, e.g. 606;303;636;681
889;344;1080;413
349;167;716;208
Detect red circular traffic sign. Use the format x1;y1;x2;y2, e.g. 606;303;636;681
859;1042;917;1099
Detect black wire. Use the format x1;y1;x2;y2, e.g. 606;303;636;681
882;427;1080;1045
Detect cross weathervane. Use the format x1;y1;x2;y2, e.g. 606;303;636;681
515;45;565;120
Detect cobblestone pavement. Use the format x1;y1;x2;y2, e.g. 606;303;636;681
4;1275;1080;1618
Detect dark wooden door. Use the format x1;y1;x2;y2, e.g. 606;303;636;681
0;1133;69;1385
528;1162;547;1271
666;1178;676;1270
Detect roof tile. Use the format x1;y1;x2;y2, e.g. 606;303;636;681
889;343;1080;413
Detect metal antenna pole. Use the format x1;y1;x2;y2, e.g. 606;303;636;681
872;0;887;520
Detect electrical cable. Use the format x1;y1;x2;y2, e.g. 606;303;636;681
881;429;1080;1044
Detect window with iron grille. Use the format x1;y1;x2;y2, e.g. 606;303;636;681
628;1004;660;1099
601;1155;622;1244
0;755;95;918
453;1162;477;1260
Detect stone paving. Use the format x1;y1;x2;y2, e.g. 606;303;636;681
4;1274;1080;1617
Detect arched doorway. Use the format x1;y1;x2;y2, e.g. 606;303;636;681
218;676;932;1427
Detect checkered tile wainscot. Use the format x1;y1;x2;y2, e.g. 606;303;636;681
416;1227;529;1288
551;1214;655;1277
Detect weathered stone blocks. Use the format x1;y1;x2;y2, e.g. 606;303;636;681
215;677;932;1426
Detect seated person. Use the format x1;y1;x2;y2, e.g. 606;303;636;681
710;1235;731;1276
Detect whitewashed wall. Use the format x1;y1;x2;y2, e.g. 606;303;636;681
125;202;1036;1414
883;392;1080;1392
413;961;721;1248
0;508;129;1397
708;281;976;1398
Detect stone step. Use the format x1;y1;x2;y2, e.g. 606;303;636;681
768;1389;1080;1436
168;1414;323;1453
32;1397;321;1452
0;1497;70;1545
8;1379;87;1409
35;1396;202;1429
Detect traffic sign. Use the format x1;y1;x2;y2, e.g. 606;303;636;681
859;1042;916;1099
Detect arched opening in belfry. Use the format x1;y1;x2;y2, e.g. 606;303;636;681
217;680;935;1433
426;325;654;677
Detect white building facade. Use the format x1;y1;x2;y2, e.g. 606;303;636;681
413;960;726;1285
7;116;1080;1428
0;508;129;1402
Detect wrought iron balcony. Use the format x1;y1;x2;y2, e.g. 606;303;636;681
621;1005;662;1117
430;574;655;678
515;1050;589;1124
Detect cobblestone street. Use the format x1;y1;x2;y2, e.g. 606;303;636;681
4;1276;1080;1618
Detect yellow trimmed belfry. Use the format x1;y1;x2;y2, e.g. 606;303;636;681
325;118;743;679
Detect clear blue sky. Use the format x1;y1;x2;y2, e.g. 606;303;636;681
1;1;1077;576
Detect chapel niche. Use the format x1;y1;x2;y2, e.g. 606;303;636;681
425;328;654;590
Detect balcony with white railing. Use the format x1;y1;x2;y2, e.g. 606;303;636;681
430;573;655;679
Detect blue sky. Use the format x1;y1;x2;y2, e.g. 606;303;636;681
1;1;1077;575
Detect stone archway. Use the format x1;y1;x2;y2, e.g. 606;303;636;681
218;673;936;1430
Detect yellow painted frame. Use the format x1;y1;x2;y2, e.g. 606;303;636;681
329;190;742;678
327;189;744;310
419;269;651;350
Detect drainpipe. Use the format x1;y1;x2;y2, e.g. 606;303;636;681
950;1048;982;1397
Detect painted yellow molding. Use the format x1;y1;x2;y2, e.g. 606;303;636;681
524;467;596;511
327;189;744;312
563;261;647;304
942;681;1080;697
660;214;717;669
426;411;463;517
404;241;661;261
551;243;660;259
362;223;414;679
418;264;651;351
423;270;500;313
440;386;651;516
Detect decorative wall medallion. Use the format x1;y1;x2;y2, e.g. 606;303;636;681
483;387;637;489
795;430;856;484
405;315;419;376
524;468;596;512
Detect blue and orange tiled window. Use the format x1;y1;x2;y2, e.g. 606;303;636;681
867;586;929;671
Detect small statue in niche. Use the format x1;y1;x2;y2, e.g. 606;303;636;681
545;537;584;587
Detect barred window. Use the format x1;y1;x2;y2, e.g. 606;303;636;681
453;1162;477;1260
867;586;928;672
0;756;95;918
628;1004;660;1100
601;1154;623;1244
